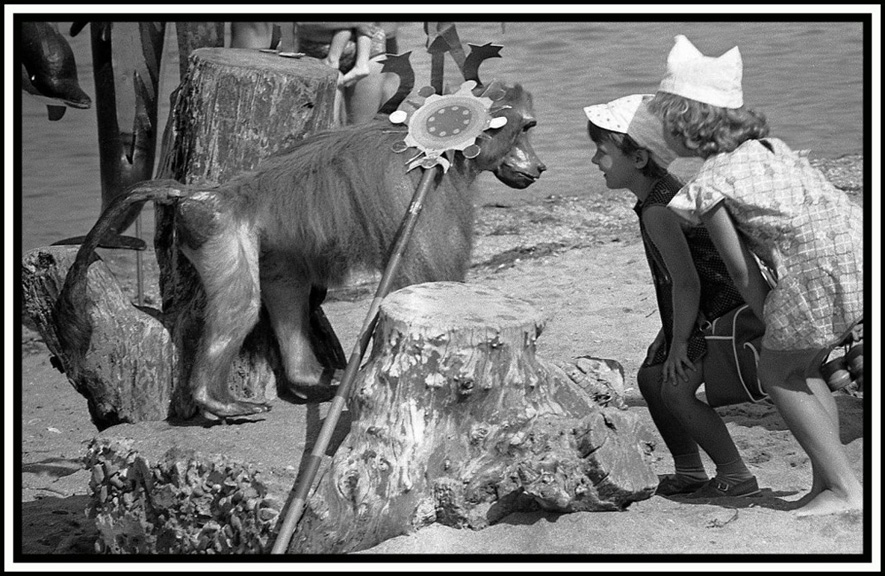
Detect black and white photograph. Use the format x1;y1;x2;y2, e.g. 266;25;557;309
8;4;878;570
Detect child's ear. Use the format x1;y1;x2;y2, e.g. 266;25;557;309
634;149;650;169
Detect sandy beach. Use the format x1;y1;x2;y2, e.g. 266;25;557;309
15;155;873;569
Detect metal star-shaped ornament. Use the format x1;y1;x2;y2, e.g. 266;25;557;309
389;80;508;172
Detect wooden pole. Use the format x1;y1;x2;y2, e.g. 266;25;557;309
134;213;144;305
90;22;166;237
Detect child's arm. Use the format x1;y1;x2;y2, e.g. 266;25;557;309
645;328;667;366
700;203;771;321
642;205;702;384
324;28;352;71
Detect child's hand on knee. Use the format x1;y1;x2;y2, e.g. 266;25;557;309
664;341;695;384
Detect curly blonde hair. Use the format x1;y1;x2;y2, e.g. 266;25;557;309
648;92;770;158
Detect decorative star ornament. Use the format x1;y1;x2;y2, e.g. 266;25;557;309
388;80;508;172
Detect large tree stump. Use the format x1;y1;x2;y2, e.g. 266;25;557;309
21;247;177;429
155;48;340;419
289;282;658;554
159;48;339;185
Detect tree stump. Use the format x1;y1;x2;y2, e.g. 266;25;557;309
155;48;341;419
173;22;226;82
288;282;658;554
21;247;177;429
159;48;339;185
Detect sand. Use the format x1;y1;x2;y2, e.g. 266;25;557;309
13;158;875;570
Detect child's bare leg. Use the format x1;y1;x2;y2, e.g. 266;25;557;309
796;374;842;503
230;22;274;49
318;29;351;125
344;58;385;124
808;372;841;427
759;349;863;516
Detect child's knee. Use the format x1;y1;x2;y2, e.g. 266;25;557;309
659;379;699;411
637;364;662;399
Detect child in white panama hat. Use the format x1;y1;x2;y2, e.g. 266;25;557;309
583;94;758;498
650;35;864;516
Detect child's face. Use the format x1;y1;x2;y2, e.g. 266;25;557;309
590;138;640;190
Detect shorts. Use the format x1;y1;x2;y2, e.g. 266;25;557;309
760;316;862;379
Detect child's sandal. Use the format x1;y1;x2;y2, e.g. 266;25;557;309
655;474;709;496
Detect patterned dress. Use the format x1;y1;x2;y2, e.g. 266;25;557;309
667;138;864;351
636;173;746;367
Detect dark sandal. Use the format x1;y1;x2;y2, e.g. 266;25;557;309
655;474;709;496
687;476;760;499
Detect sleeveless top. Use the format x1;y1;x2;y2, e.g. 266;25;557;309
635;173;746;366
667;138;863;351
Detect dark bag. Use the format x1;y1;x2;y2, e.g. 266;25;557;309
702;304;768;407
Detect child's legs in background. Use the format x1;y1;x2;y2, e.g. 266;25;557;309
758;347;862;515
230;22;274;49
344;58;386;124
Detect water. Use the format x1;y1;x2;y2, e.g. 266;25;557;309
18;19;866;254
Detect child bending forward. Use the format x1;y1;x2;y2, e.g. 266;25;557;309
584;94;758;499
650;35;864;516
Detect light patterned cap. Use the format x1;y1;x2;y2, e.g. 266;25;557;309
658;35;743;108
583;94;678;168
583;94;647;135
